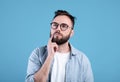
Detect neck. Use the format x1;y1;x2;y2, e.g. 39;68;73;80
57;42;70;53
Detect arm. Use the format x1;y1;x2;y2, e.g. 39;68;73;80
26;35;57;82
33;52;54;82
34;36;58;82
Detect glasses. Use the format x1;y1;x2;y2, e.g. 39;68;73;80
50;22;72;31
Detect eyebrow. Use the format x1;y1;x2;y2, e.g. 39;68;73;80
52;22;68;25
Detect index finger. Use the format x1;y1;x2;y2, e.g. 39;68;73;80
49;34;54;42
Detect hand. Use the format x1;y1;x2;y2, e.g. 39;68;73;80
47;35;58;56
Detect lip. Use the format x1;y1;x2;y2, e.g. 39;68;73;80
53;33;62;37
54;32;61;35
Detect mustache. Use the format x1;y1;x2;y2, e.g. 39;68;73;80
53;31;62;36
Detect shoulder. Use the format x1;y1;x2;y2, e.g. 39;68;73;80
71;45;86;57
29;45;47;59
71;45;90;63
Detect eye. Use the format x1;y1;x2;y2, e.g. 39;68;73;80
61;23;68;28
51;22;58;29
53;23;58;27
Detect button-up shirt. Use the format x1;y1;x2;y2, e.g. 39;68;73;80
25;44;94;82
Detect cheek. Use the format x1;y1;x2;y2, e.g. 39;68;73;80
65;31;72;36
50;29;55;35
64;31;70;35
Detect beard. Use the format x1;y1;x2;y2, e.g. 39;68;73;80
50;31;71;45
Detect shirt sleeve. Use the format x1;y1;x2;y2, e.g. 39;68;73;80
82;55;94;82
25;48;42;82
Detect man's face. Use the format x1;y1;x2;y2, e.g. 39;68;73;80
50;15;73;45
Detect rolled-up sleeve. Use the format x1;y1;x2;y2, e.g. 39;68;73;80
25;48;42;82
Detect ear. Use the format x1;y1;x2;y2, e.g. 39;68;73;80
70;30;74;37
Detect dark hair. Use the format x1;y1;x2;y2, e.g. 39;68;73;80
53;10;76;29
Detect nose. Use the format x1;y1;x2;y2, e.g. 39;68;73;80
56;24;61;31
56;30;60;33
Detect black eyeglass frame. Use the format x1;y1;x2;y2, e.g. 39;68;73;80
50;22;73;31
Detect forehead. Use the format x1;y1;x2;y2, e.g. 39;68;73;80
52;15;72;26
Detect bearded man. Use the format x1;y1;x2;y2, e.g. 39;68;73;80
26;10;94;82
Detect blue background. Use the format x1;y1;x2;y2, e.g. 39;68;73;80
0;0;120;82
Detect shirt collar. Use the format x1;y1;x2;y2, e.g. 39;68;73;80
69;43;77;56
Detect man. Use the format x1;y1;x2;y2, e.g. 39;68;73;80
26;10;94;82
